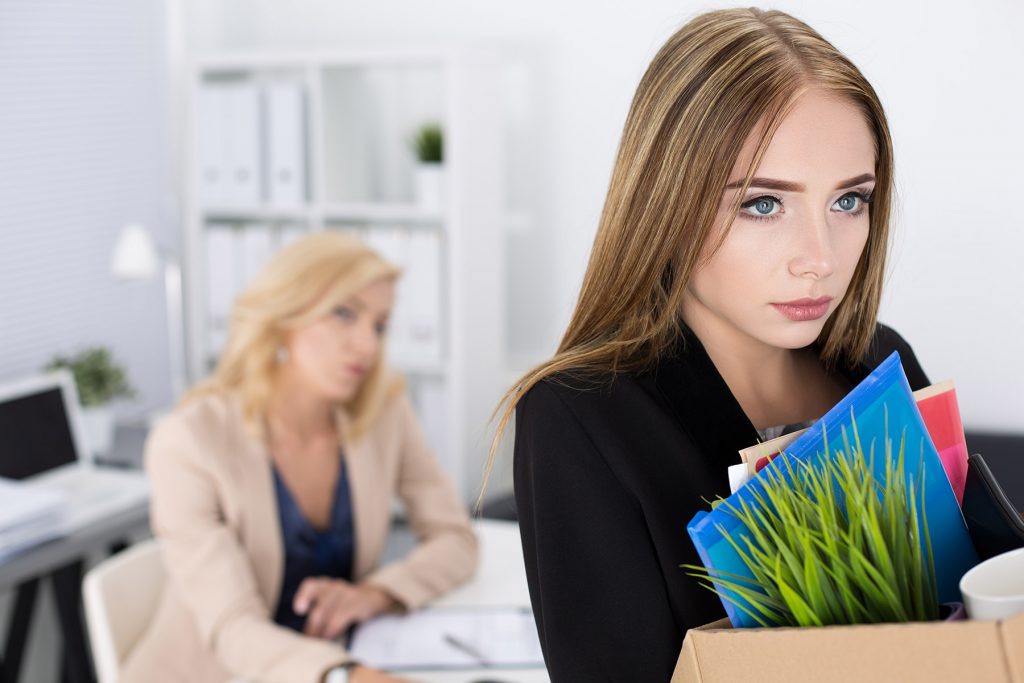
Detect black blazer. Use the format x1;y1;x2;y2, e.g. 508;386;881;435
513;323;930;682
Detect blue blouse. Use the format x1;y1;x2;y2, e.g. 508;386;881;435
271;452;356;632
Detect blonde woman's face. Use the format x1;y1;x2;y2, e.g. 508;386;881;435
681;89;875;354
285;278;395;403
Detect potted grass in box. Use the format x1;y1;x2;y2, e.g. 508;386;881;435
684;421;965;627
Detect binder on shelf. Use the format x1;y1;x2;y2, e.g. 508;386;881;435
364;226;410;358
240;223;274;287
410;376;449;471
404;229;444;362
264;81;308;207
224;82;263;207
363;226;444;367
277;223;308;249
205;224;241;355
197;84;231;206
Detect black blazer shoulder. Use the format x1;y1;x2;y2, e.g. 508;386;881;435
513;322;930;682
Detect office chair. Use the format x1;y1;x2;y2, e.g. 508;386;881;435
82;539;163;683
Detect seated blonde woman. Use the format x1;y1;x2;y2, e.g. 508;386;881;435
122;232;479;683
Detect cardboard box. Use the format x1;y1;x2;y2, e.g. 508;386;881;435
673;613;1024;682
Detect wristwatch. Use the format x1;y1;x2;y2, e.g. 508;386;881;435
324;661;357;683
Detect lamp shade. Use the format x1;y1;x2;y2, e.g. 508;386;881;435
111;223;160;280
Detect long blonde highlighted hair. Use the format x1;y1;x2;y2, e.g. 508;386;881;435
481;8;896;501
184;231;402;441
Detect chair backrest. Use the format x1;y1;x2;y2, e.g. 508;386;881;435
83;539;164;683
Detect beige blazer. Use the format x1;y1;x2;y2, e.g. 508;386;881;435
121;390;479;683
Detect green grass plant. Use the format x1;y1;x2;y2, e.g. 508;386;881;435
684;415;939;627
411;122;443;163
45;346;135;407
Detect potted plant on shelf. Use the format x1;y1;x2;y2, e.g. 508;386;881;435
684;422;965;627
45;347;135;459
410;121;444;211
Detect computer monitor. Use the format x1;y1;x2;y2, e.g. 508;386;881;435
0;370;87;480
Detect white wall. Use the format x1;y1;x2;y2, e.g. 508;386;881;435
182;0;1024;432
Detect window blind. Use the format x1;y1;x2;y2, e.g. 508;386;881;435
0;0;176;416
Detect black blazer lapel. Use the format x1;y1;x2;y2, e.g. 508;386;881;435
649;327;762;472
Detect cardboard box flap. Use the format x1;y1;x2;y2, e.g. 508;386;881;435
673;619;1018;683
1000;613;1024;681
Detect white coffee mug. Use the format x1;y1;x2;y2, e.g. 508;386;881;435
960;547;1024;620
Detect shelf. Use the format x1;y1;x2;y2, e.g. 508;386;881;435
389;357;448;376
201;203;447;225
203;206;312;223
194;48;454;75
321;202;445;224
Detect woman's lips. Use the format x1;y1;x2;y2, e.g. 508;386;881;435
771;297;833;322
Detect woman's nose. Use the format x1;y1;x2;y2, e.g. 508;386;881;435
788;213;836;280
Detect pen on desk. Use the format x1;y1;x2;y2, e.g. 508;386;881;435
443;633;490;666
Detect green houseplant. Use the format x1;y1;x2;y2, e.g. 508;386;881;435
410;122;444;210
45;347;135;457
411;122;443;164
684;421;954;628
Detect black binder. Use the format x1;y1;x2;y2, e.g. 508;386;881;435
962;452;1024;561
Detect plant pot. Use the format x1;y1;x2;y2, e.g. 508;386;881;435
80;404;115;460
939;601;966;621
414;163;444;211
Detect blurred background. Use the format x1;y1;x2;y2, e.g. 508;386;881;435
1;1;1022;678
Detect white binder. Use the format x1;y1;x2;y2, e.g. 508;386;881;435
240;224;274;287
277;223;307;249
412;377;449;463
364;227;412;361
224;83;263;206
197;84;230;206
364;227;443;367
404;229;443;362
264;82;307;206
205;225;240;355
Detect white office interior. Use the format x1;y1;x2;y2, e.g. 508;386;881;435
1;1;1022;681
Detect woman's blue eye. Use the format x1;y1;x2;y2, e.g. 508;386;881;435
833;191;872;214
835;193;860;211
741;195;782;220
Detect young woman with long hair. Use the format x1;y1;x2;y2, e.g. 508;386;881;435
491;8;931;680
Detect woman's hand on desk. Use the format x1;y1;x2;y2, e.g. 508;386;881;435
294;577;400;639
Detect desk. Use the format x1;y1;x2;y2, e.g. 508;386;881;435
383;519;549;683
0;424;151;683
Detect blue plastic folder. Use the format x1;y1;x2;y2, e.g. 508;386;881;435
686;351;979;628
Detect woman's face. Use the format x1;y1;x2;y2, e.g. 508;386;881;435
284;277;395;403
681;89;876;355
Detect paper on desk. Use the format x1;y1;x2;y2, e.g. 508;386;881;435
0;478;68;560
348;606;544;671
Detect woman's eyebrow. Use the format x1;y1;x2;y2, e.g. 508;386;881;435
341;297;366;311
724;173;876;192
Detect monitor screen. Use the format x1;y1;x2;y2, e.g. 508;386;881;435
0;387;78;480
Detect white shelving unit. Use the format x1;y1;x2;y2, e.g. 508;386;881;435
181;47;506;503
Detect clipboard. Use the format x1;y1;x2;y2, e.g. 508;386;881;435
346;606;544;671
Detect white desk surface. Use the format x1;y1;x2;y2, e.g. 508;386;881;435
394;519;548;683
0;469;150;591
